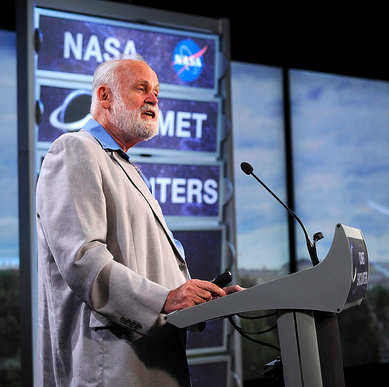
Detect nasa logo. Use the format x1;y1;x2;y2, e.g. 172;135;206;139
172;39;208;82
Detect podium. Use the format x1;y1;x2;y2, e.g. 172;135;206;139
166;224;369;387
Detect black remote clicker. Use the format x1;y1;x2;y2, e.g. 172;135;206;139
210;271;232;288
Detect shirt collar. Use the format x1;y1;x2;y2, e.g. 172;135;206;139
83;118;130;161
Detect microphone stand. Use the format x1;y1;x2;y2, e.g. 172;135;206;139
241;162;322;266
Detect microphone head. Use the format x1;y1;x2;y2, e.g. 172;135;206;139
241;162;254;175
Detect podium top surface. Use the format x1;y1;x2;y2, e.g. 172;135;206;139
166;224;369;329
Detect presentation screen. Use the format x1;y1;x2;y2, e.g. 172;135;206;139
171;226;228;354
188;356;230;387
31;2;233;381
134;158;223;221
35;7;219;93
36;80;221;157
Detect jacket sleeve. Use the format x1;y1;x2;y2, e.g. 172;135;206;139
36;133;170;335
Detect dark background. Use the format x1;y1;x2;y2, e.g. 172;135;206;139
3;0;388;81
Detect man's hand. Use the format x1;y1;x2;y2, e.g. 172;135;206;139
219;284;245;296
162;279;226;314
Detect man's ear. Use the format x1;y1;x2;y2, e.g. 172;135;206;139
97;85;111;109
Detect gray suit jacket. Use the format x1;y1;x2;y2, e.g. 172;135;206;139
35;130;191;386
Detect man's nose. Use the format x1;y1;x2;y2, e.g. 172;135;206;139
145;92;158;105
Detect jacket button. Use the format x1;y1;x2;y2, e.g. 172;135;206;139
179;263;186;271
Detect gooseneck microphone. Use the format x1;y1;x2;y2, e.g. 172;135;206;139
240;161;322;266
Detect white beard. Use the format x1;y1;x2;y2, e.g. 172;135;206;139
110;93;158;141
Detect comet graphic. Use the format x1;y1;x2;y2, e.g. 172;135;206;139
367;200;389;217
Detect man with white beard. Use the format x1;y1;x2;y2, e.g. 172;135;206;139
35;58;241;387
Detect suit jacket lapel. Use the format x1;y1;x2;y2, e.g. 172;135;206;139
110;151;185;262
